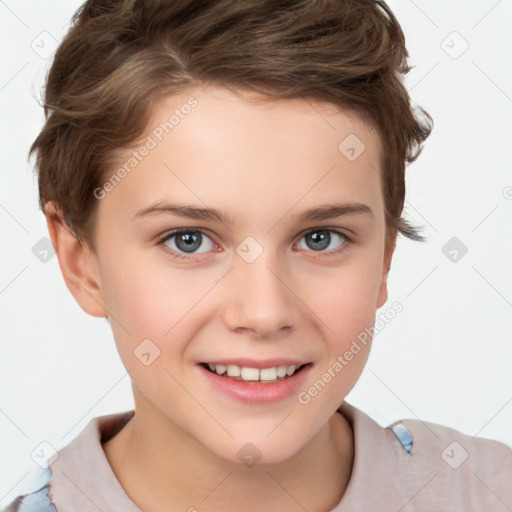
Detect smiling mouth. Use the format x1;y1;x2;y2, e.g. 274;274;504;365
199;362;311;383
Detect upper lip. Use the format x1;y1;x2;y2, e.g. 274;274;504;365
200;358;311;369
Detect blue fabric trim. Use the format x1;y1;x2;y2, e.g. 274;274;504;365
7;487;57;512
2;467;56;512
391;423;413;454
20;467;52;495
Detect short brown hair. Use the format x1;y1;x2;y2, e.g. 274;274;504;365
30;0;433;254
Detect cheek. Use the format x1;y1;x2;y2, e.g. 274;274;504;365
99;252;220;365
307;254;382;338
300;268;378;414
100;248;198;330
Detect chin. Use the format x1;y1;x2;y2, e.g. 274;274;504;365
207;434;308;468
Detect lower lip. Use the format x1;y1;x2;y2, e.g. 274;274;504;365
196;363;313;404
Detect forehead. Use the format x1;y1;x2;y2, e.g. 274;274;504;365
101;85;384;228
145;85;382;160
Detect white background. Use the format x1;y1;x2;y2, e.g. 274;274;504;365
1;0;511;507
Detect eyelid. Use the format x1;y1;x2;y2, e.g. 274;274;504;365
294;225;354;242
158;227;216;242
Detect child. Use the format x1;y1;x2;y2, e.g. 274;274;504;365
4;0;511;511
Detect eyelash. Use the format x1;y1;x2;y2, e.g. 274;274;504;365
157;227;354;261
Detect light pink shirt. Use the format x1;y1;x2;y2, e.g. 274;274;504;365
4;401;512;511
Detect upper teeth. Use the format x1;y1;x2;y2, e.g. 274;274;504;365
208;363;299;381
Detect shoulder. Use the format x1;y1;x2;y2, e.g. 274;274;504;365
388;415;512;508
393;415;512;465
1;467;57;512
337;402;512;510
2;410;137;512
392;414;512;471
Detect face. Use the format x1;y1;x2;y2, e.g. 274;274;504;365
84;85;393;464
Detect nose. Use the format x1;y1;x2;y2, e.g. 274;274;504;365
222;250;300;339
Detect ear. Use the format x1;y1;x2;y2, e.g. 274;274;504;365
45;201;107;318
376;233;396;309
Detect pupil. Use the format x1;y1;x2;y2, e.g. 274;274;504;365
307;231;330;251
176;232;202;253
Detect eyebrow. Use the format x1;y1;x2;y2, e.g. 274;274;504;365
132;201;374;225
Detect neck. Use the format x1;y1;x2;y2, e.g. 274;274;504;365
103;399;354;512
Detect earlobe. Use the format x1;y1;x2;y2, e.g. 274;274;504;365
376;234;396;309
376;275;388;310
45;201;107;318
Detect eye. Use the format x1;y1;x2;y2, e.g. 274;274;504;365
157;227;353;261
295;228;352;256
157;229;217;259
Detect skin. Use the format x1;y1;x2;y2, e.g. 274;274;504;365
46;84;396;512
